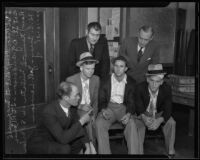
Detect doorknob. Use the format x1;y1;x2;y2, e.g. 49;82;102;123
48;63;53;73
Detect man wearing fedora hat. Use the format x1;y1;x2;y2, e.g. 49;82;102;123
66;52;100;154
134;64;176;158
95;56;140;154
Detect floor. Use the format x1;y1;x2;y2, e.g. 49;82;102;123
4;103;196;158
110;103;195;158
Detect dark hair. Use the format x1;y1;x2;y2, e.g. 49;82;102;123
56;81;74;99
87;22;102;32
112;56;128;67
139;25;154;36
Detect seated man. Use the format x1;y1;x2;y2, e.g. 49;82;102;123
95;56;140;154
26;81;93;154
66;52;99;151
135;64;176;158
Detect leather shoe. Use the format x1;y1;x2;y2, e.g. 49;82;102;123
168;154;175;159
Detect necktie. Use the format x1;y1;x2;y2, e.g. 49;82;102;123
137;47;143;62
83;82;90;104
149;99;154;117
89;44;94;55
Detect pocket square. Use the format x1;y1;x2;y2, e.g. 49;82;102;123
146;58;151;61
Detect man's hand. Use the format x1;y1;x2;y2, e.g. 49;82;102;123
102;108;112;120
120;113;131;125
79;109;93;126
79;104;92;112
141;114;154;128
148;117;164;130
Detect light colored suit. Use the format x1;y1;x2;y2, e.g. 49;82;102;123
66;73;100;142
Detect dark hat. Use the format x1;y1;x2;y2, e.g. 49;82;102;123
112;56;128;67
76;52;99;67
146;64;166;79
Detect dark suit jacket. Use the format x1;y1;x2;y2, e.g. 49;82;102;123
66;73;100;117
67;35;110;79
98;75;136;114
29;100;89;145
119;37;160;83
135;81;172;122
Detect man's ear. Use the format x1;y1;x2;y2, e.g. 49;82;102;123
125;67;128;72
80;66;83;72
85;29;88;36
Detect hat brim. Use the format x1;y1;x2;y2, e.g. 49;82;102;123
76;59;99;67
146;72;166;76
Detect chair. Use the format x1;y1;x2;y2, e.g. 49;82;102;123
109;122;125;145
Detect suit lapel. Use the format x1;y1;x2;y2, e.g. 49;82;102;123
82;37;89;51
139;41;153;63
130;38;138;65
89;76;94;104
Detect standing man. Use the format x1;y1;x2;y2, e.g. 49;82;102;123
67;22;110;80
95;56;140;154
135;64;176;158
27;81;93;154
119;25;160;83
66;52;99;150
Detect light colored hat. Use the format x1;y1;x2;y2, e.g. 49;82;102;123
76;52;99;67
146;64;166;79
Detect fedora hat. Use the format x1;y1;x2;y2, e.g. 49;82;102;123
146;64;166;78
76;52;99;67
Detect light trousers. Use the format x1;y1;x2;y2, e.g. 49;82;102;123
95;102;140;154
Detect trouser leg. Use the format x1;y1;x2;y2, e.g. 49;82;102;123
135;118;146;154
95;108;115;154
162;117;176;155
124;118;140;154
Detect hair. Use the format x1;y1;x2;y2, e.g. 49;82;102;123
56;81;74;99
87;22;102;32
112;56;128;67
139;25;154;36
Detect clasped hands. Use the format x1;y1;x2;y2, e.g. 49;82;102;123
142;114;163;130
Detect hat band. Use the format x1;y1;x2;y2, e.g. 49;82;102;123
80;56;96;61
147;70;165;74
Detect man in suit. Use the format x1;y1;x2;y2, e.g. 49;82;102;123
66;21;110;80
66;52;99;149
95;56;140;154
119;25;160;83
135;64;176;158
26;81;93;154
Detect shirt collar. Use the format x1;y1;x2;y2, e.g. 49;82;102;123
112;73;127;84
148;88;159;98
137;44;145;52
81;76;89;84
60;103;69;117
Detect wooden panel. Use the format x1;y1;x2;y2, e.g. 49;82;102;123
59;8;79;81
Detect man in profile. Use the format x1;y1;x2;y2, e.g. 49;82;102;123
27;81;93;154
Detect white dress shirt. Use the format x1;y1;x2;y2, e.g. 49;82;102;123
80;77;91;105
60;103;69;117
110;73;127;104
137;45;145;55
